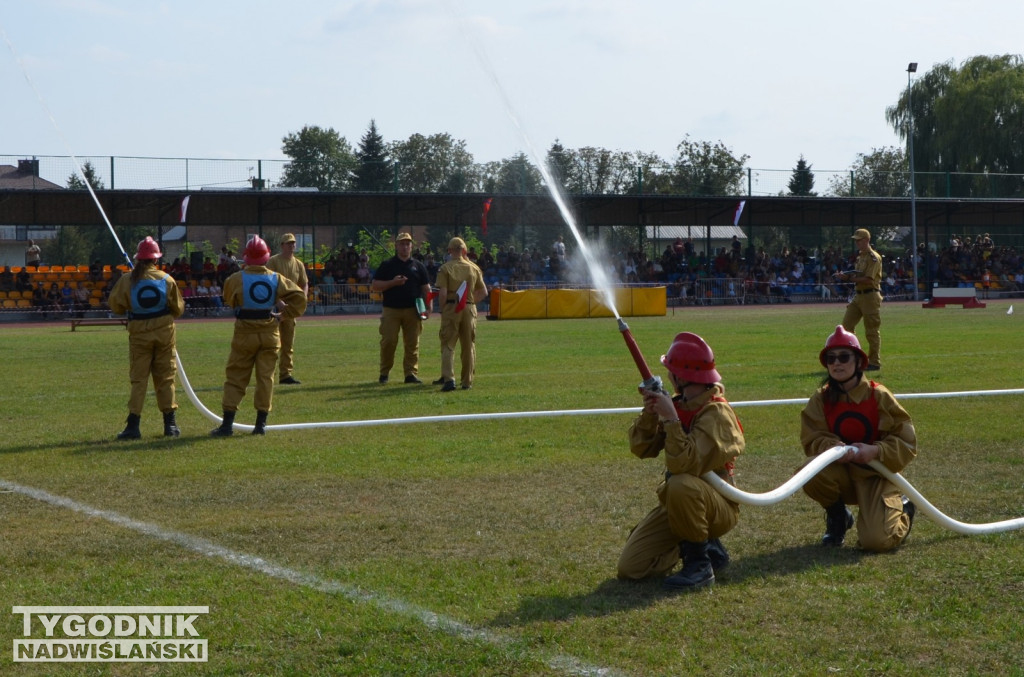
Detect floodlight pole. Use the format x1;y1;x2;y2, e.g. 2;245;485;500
907;62;919;300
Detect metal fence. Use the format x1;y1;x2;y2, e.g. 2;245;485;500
8;154;1024;199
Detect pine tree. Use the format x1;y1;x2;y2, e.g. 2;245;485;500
787;155;816;196
353;120;393;192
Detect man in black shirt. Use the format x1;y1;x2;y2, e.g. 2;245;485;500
370;232;431;384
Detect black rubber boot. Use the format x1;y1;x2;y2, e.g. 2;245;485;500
117;413;141;440
162;410;180;437
707;538;730;572
252;410;268;435
664;540;715;591
902;496;916;541
822;499;854;546
210;410;235;437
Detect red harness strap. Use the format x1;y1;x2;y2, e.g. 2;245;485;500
672;395;741;478
823;381;880;444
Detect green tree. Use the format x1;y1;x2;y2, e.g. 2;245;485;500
279;125;357;191
671;135;749;196
389;133;478;192
353;119;393;192
886;55;1024;197
827;146;909;198
66;161;105;190
787;155;816;196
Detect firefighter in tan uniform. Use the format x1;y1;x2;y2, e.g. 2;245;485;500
265;232;308;385
210;236;307;437
617;332;744;592
836;228;883;370
800;325;916;551
109;237;186;440
434;237;487;392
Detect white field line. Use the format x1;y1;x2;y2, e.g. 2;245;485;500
1;478;621;677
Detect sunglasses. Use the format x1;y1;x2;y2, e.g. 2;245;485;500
825;352;855;365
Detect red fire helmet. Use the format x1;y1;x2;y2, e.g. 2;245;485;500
243;236;270;266
819;325;868;370
660;332;721;384
135;236;162;260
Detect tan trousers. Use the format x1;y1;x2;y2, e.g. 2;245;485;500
802;462;911;552
842;291;882;366
378;306;421;378
278;316;297;379
618;473;739;580
222;329;280;412
127;325;177;415
439;305;477;387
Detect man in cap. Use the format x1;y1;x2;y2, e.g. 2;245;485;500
835;228;882;371
434;237;487;391
370;231;431;384
265;233;308;384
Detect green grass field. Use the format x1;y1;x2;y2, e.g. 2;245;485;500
1;300;1022;676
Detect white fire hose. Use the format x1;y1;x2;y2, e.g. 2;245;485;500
177;354;1024;535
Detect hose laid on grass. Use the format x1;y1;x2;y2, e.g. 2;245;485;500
702;445;1024;534
176;354;1023;534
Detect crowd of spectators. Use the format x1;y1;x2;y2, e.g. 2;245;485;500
5;232;1023;318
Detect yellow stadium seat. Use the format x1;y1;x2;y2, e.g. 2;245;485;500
2;299;15;309
16;299;31;308
11;267;22;273
50;265;64;273
36;265;50;273
89;297;102;307
91;289;103;298
0;291;7;300
78;265;90;273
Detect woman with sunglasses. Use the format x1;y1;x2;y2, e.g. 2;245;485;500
799;325;917;551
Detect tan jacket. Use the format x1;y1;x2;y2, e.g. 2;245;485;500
800;378;917;474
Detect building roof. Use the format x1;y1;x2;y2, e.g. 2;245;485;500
645;225;747;241
0;164;64;190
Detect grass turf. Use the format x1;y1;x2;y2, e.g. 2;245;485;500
1;300;1022;675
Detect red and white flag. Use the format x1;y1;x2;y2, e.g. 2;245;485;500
454;280;469;313
180;195;191;223
732;200;746;226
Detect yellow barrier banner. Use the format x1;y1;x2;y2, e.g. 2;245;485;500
489;287;665;320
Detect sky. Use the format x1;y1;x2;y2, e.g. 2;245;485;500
3;0;1024;176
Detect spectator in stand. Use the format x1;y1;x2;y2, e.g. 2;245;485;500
181;281;195;315
195;277;213;314
89;259;103;284
60;281;74;313
16;267;32;293
208;278;224;311
0;267;13;292
73;281;90;317
32;281;48;316
46;282;62;313
25;239;41;269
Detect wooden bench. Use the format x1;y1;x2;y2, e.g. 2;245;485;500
70;317;129;331
922;288;986;309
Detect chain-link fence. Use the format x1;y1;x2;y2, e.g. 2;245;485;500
8;154;1024;199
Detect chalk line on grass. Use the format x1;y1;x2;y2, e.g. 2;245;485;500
0;478;620;677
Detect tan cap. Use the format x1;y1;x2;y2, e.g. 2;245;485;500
448;237;467;251
396;232;413;243
280;233;296;244
852;228;871;241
